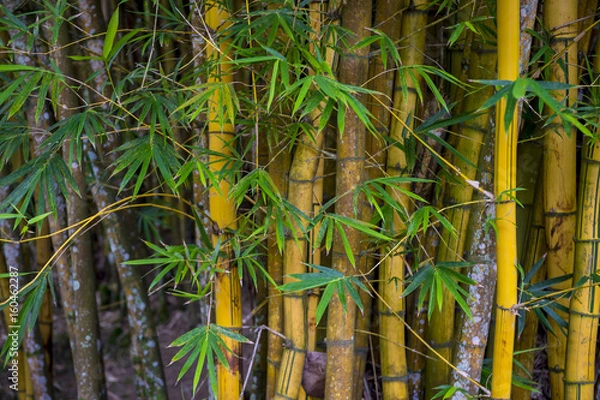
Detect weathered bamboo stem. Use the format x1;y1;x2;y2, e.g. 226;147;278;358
324;2;371;398
76;0;169;396
49;11;107;398
450;113;496;398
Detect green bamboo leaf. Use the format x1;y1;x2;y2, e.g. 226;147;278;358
336;221;355;267
316;283;335;324
0;64;42;73
434;274;443;311
337;103;346;135
345;280;364;314
292;77;312;115
175;342;200;379
67;55;96;61
212;325;250;343
438;272;472;319
27;211;52;225
9;72;42;118
171;326;202;348
267;60;279;111
103;7;120;60
512;77;528;99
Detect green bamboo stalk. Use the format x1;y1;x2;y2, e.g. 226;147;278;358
274;2;338;397
274;129;324;400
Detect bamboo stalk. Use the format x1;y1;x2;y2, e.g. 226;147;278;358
274;2;338;397
204;2;243;398
356;1;405;396
275;130;324;400
425;3;497;394
542;2;579;398
379;1;428;398
513;168;547;400
510;7;543;398
563;35;600;399
490;1;520;398
75;1;169;396
49;11;107;398
302;5;330;399
266;139;289;399
0;191;53;399
450;112;496;398
324;2;371;398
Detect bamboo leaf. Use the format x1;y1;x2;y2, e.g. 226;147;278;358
316;283;335;324
103;7;120;60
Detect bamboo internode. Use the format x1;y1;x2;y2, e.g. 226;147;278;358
491;1;519;398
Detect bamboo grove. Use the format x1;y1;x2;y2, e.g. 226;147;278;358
3;0;600;399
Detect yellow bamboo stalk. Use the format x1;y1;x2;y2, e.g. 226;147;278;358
490;1;519;398
274;2;338;397
563;36;600;400
513;172;547;400
379;1;427;399
205;3;242;398
425;3;497;394
266;140;290;399
356;1;405;396
300;155;324;400
274;132;324;400
542;1;578;398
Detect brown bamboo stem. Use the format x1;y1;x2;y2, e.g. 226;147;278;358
324;1;371;398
